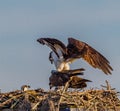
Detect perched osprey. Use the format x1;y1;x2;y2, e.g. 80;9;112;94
49;69;91;89
21;85;30;92
37;37;113;74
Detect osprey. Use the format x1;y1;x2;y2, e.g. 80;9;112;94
21;85;30;92
37;37;113;74
49;69;91;89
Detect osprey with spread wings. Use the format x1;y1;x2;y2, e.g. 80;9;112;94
37;37;113;75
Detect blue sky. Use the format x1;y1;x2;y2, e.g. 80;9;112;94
0;0;120;92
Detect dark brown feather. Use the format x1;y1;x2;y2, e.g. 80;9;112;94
49;70;91;89
60;68;85;74
49;73;91;89
69;76;92;88
67;38;113;74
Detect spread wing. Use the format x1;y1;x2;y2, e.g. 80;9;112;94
37;38;67;58
67;38;113;75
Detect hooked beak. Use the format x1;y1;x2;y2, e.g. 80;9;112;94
37;38;45;45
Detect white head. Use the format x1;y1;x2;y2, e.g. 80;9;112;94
21;85;30;91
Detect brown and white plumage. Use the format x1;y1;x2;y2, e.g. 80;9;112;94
21;85;30;92
49;69;91;89
37;37;113;74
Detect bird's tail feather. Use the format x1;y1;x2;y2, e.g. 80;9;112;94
70;72;84;77
80;79;92;83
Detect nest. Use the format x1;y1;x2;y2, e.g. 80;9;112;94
0;81;120;111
